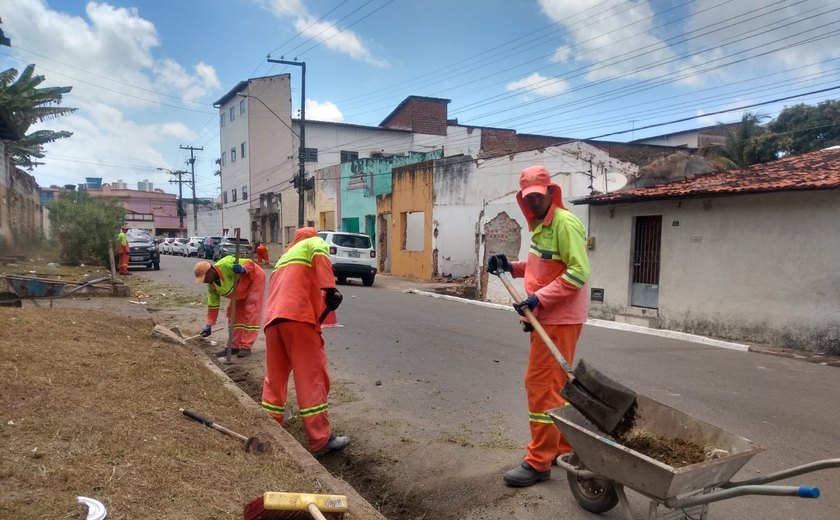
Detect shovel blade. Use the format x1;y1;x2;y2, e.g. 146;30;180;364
560;358;637;435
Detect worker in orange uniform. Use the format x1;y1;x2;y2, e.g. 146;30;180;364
194;254;266;358
116;225;130;275
487;165;590;487
254;241;270;266
261;227;348;457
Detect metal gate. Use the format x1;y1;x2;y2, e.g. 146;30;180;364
631;215;661;308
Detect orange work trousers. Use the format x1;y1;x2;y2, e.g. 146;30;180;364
226;266;265;351
524;323;583;472
119;250;129;274
261;321;332;452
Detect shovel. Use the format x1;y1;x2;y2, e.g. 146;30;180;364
495;271;638;435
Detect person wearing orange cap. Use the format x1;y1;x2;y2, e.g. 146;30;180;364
487;165;590;487
116;225;130;275
194;254;265;358
261;227;348;457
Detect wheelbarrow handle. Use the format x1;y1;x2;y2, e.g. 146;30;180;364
496;271;575;378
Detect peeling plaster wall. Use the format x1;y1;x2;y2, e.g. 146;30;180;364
1;154;42;252
587;190;840;354
390;162;433;279
428;143;636;293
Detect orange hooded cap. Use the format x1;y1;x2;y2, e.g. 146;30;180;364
516;165;565;230
286;227;318;250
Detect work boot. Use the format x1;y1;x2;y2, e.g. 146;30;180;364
215;347;239;357
503;461;551;487
313;434;350;457
236;348;251;358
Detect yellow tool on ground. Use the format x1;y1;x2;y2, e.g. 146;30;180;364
244;492;348;520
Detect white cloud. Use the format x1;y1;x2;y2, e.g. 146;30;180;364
305;99;344;122
257;0;387;67
551;46;572;63
538;0;840;86
295;17;388;67
506;73;569;97
1;0;221;194
539;0;678;82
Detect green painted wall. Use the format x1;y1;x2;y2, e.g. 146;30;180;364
338;150;443;242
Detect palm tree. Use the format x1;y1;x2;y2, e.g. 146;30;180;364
701;112;777;170
0;64;76;169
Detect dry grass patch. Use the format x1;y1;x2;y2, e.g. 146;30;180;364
0;308;317;519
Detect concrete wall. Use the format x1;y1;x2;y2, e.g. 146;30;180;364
1;150;41;252
185;203;225;237
586;190;840;354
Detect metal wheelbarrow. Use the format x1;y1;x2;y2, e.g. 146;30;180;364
1;274;111;308
549;395;840;519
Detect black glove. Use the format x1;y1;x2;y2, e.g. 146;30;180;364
325;288;343;311
200;324;212;337
487;254;512;274
513;294;539;317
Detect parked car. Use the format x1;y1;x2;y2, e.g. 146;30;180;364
200;236;222;259
126;228;160;271
187;236;205;257
318;231;377;286
159;237;175;254
170;237;190;256
212;236;252;261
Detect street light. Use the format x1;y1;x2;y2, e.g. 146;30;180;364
157;167;190;235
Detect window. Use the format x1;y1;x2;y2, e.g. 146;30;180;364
223;191;228;203
340;150;359;163
221;151;226;166
239;98;246;115
241;142;246;158
229;106;235;122
303;147;318;162
401;211;424;252
232;188;238;202
220;113;226;127
242;185;248;200
231;147;237;162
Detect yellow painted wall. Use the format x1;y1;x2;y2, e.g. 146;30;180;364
389;163;433;279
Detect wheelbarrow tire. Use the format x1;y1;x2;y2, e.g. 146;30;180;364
566;452;619;514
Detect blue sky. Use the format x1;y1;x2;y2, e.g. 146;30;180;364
2;0;839;198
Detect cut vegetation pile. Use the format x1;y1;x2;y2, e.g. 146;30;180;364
0;308;317;519
619;430;707;467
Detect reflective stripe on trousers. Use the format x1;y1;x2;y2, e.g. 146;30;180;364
261;320;332;452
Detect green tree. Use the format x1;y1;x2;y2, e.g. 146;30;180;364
47;191;125;265
702;112;778;170
0;64;76;169
767;100;840;155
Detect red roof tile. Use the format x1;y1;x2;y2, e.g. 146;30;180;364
579;147;840;205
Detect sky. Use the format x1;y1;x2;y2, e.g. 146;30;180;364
2;0;839;198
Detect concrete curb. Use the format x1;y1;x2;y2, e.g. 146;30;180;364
407;289;750;352
149;312;386;520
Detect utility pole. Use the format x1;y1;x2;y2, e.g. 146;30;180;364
267;57;306;227
159;167;191;236
181;144;203;235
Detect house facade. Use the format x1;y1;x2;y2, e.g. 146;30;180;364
576;147;840;354
87;184;180;235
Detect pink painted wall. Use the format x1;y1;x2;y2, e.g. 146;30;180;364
88;185;180;230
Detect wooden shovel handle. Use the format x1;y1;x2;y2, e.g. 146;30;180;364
307;503;329;520
496;271;575;379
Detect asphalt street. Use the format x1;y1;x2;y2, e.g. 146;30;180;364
138;255;840;519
